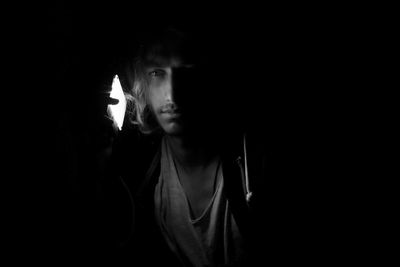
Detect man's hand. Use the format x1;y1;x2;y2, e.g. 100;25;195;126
89;88;121;183
92;89;120;151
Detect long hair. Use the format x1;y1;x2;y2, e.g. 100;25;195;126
121;26;239;137
123;56;157;134
122;28;202;135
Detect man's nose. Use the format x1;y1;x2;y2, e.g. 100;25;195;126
164;78;176;103
165;72;183;104
167;69;194;104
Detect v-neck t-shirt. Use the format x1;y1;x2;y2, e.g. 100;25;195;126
154;137;244;267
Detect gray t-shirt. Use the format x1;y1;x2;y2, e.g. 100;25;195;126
154;137;244;267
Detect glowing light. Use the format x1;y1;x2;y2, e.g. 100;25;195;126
107;75;126;130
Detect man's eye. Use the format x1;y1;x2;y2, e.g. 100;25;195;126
148;69;166;77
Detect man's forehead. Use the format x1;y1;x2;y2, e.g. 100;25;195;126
144;55;195;68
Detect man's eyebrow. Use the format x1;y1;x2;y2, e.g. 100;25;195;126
177;63;195;68
144;60;166;68
145;65;165;69
144;56;174;67
145;63;195;69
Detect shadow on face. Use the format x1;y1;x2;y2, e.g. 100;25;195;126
132;27;243;141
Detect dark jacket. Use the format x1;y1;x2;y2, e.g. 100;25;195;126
98;125;268;266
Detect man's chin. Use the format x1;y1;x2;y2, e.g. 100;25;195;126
162;123;184;136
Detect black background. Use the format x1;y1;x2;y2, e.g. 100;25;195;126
6;1;387;265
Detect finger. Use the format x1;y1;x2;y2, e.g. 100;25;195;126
95;93;119;105
107;97;119;105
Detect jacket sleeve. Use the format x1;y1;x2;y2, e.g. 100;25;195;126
95;126;140;251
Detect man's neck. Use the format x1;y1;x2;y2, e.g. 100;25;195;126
166;134;218;170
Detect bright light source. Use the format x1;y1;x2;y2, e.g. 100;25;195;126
107;75;126;130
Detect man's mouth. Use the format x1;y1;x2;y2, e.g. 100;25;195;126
160;103;180;114
161;110;181;118
161;109;179;114
160;108;182;120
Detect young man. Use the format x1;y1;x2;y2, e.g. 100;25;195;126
100;27;266;266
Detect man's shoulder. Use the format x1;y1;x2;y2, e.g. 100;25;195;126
221;128;268;158
111;126;163;191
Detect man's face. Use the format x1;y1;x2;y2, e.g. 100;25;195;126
145;57;198;136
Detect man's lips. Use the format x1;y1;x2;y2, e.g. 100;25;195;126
159;103;182;117
160;106;181;114
161;109;179;114
161;110;181;117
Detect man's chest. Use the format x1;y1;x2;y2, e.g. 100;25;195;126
178;164;220;219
